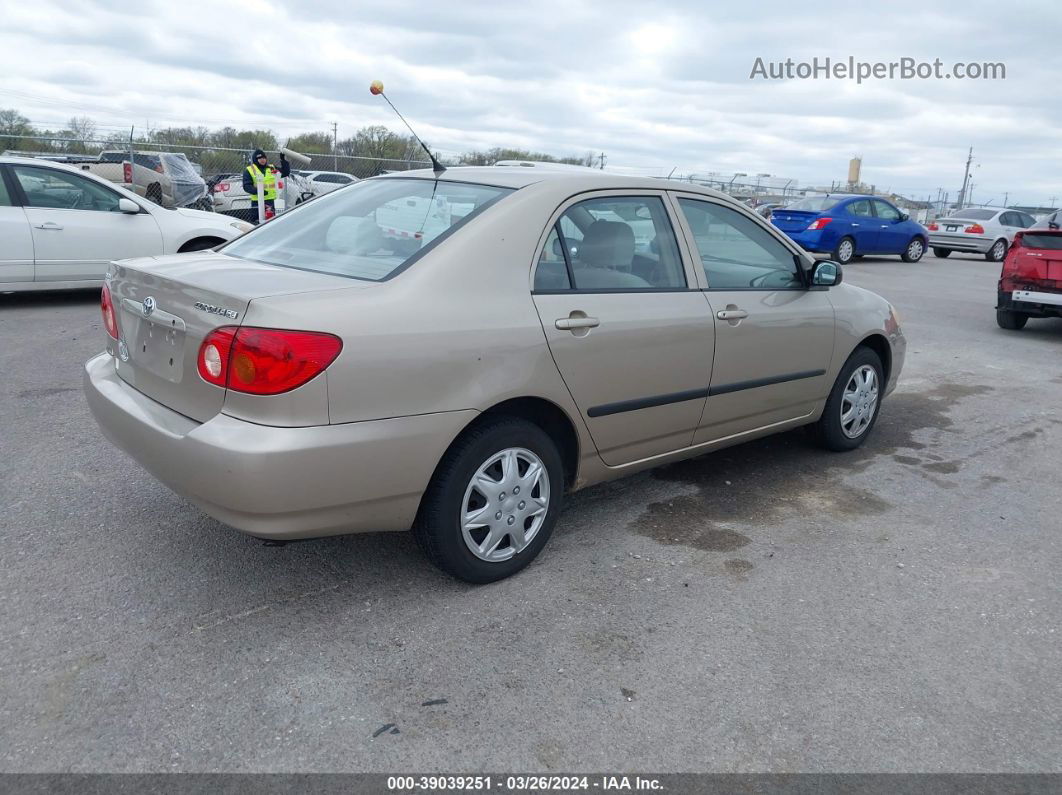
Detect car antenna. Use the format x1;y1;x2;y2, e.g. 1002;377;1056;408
369;80;446;178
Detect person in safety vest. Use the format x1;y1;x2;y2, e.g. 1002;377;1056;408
242;148;290;222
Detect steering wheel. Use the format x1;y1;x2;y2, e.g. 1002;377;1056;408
66;192;87;210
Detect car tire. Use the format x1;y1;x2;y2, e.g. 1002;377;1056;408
933;248;951;258
413;416;565;584
986;239;1008;262
901;237;926;262
996;310;1028;330
832;236;856;265
810;347;884;452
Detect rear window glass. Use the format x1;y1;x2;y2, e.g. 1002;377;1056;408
785;196;841;212
1020;234;1062;250
223;177;513;281
946;209;995;221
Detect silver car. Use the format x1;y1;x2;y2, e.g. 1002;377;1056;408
928;207;1036;261
85;168;905;583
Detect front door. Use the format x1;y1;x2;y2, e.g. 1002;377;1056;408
872;199;907;253
10;164;163;282
674;196;836;444
532;193;715;466
0;169;33;283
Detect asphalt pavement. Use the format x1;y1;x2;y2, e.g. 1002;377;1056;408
1;252;1059;772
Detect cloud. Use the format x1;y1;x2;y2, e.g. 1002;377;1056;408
1;0;1059;203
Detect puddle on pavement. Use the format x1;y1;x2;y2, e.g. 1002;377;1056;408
628;381;994;554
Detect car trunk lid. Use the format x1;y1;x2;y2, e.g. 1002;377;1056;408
109;252;370;422
1011;231;1062;286
770;209;821;232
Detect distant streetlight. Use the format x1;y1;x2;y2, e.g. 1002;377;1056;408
728;172;747;190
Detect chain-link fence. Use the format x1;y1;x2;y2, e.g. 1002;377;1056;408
0;133;432;223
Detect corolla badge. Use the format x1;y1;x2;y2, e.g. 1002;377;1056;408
142;296;157;316
194;301;239;320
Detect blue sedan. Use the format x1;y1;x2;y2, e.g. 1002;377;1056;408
771;194;928;264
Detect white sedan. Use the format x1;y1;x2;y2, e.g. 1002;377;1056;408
293;170;358;194
0;156;252;292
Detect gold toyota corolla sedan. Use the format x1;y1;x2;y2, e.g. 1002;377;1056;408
85;167;905;583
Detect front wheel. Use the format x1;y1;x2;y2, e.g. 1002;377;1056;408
986;239;1008;262
833;236;856;265
413;417;565;583
996;310;1028;330
901;237;926;262
811;347;884;452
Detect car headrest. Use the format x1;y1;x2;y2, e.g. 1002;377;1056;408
579;220;635;268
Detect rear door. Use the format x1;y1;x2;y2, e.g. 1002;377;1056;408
844;199;879;253
10;164;163;282
673;196;835;443
531;191;715;466
0;167;34;283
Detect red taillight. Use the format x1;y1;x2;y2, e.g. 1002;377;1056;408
101;285;119;340
123;162;133;184
212;183;230;193
155;165;164;174
807;217;833;231
197;327;342;395
927;222;939;231
197;327;237;387
964;224;985;234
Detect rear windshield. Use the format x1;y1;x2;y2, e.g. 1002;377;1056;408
223;177;514;281
1020;233;1062;250
785;196;841;212
945;209;995;221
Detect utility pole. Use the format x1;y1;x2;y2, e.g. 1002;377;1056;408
597;152;607;170
331;122;338;171
957;146;973;209
1003;192;1009;208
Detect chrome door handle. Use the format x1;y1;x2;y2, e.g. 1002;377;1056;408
555;316;600;330
716;309;749;321
881;224;889;228
35;222;63;230
851;223;859;226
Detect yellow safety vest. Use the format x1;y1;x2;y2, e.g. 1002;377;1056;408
246;163;278;202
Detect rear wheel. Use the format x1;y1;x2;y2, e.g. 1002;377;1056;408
413;417;565;583
901;237;926;262
811;347;884;452
933;248;951;258
986;239;1008;262
996;310;1028;330
833;236;856;265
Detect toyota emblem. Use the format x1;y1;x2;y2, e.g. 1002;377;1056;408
142;296;156;316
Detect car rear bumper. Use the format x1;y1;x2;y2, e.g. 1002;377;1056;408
928;234;993;253
84;352;477;539
998;288;1062;316
783;229;828;252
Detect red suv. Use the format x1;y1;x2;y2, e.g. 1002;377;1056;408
996;230;1062;330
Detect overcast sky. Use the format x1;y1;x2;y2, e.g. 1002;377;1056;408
2;0;1060;204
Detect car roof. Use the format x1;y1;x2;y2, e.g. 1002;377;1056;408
374;166;739;200
0;155;141;196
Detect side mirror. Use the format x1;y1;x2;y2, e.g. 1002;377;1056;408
811;260;843;287
118;198;141;214
899;212;910;222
